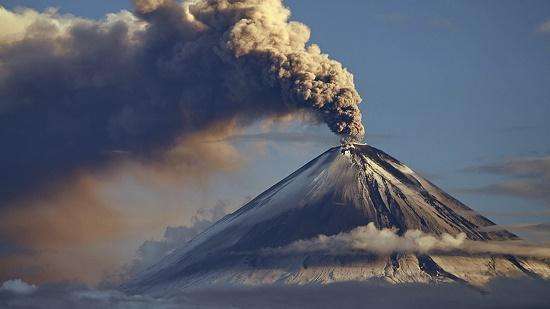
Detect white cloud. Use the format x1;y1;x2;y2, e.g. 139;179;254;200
0;279;37;295
274;223;467;255
270;222;550;259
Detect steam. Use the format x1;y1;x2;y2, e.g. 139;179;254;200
0;0;363;203
273;223;550;259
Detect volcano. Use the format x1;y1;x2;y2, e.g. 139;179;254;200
125;144;550;295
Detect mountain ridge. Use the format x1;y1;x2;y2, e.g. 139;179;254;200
124;144;549;295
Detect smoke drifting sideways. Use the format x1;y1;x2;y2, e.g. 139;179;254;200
0;0;364;205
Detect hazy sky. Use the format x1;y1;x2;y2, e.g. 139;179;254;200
1;0;549;284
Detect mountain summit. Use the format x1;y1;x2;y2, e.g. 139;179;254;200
125;144;549;295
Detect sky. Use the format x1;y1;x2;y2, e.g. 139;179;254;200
0;0;549;287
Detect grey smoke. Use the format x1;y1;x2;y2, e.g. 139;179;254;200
0;0;364;204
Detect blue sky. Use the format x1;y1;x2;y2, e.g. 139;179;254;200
1;0;549;232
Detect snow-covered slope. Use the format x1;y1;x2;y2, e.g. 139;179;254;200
124;144;550;295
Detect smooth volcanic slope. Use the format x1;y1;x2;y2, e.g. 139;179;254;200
125;144;550;295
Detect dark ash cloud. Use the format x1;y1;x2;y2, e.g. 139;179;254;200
0;0;364;205
0;0;364;284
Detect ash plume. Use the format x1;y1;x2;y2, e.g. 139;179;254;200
0;0;364;204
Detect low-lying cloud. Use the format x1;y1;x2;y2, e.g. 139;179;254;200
270;223;550;259
2;278;550;309
0;279;36;295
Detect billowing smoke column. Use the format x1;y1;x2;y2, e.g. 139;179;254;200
135;0;364;136
0;0;364;203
